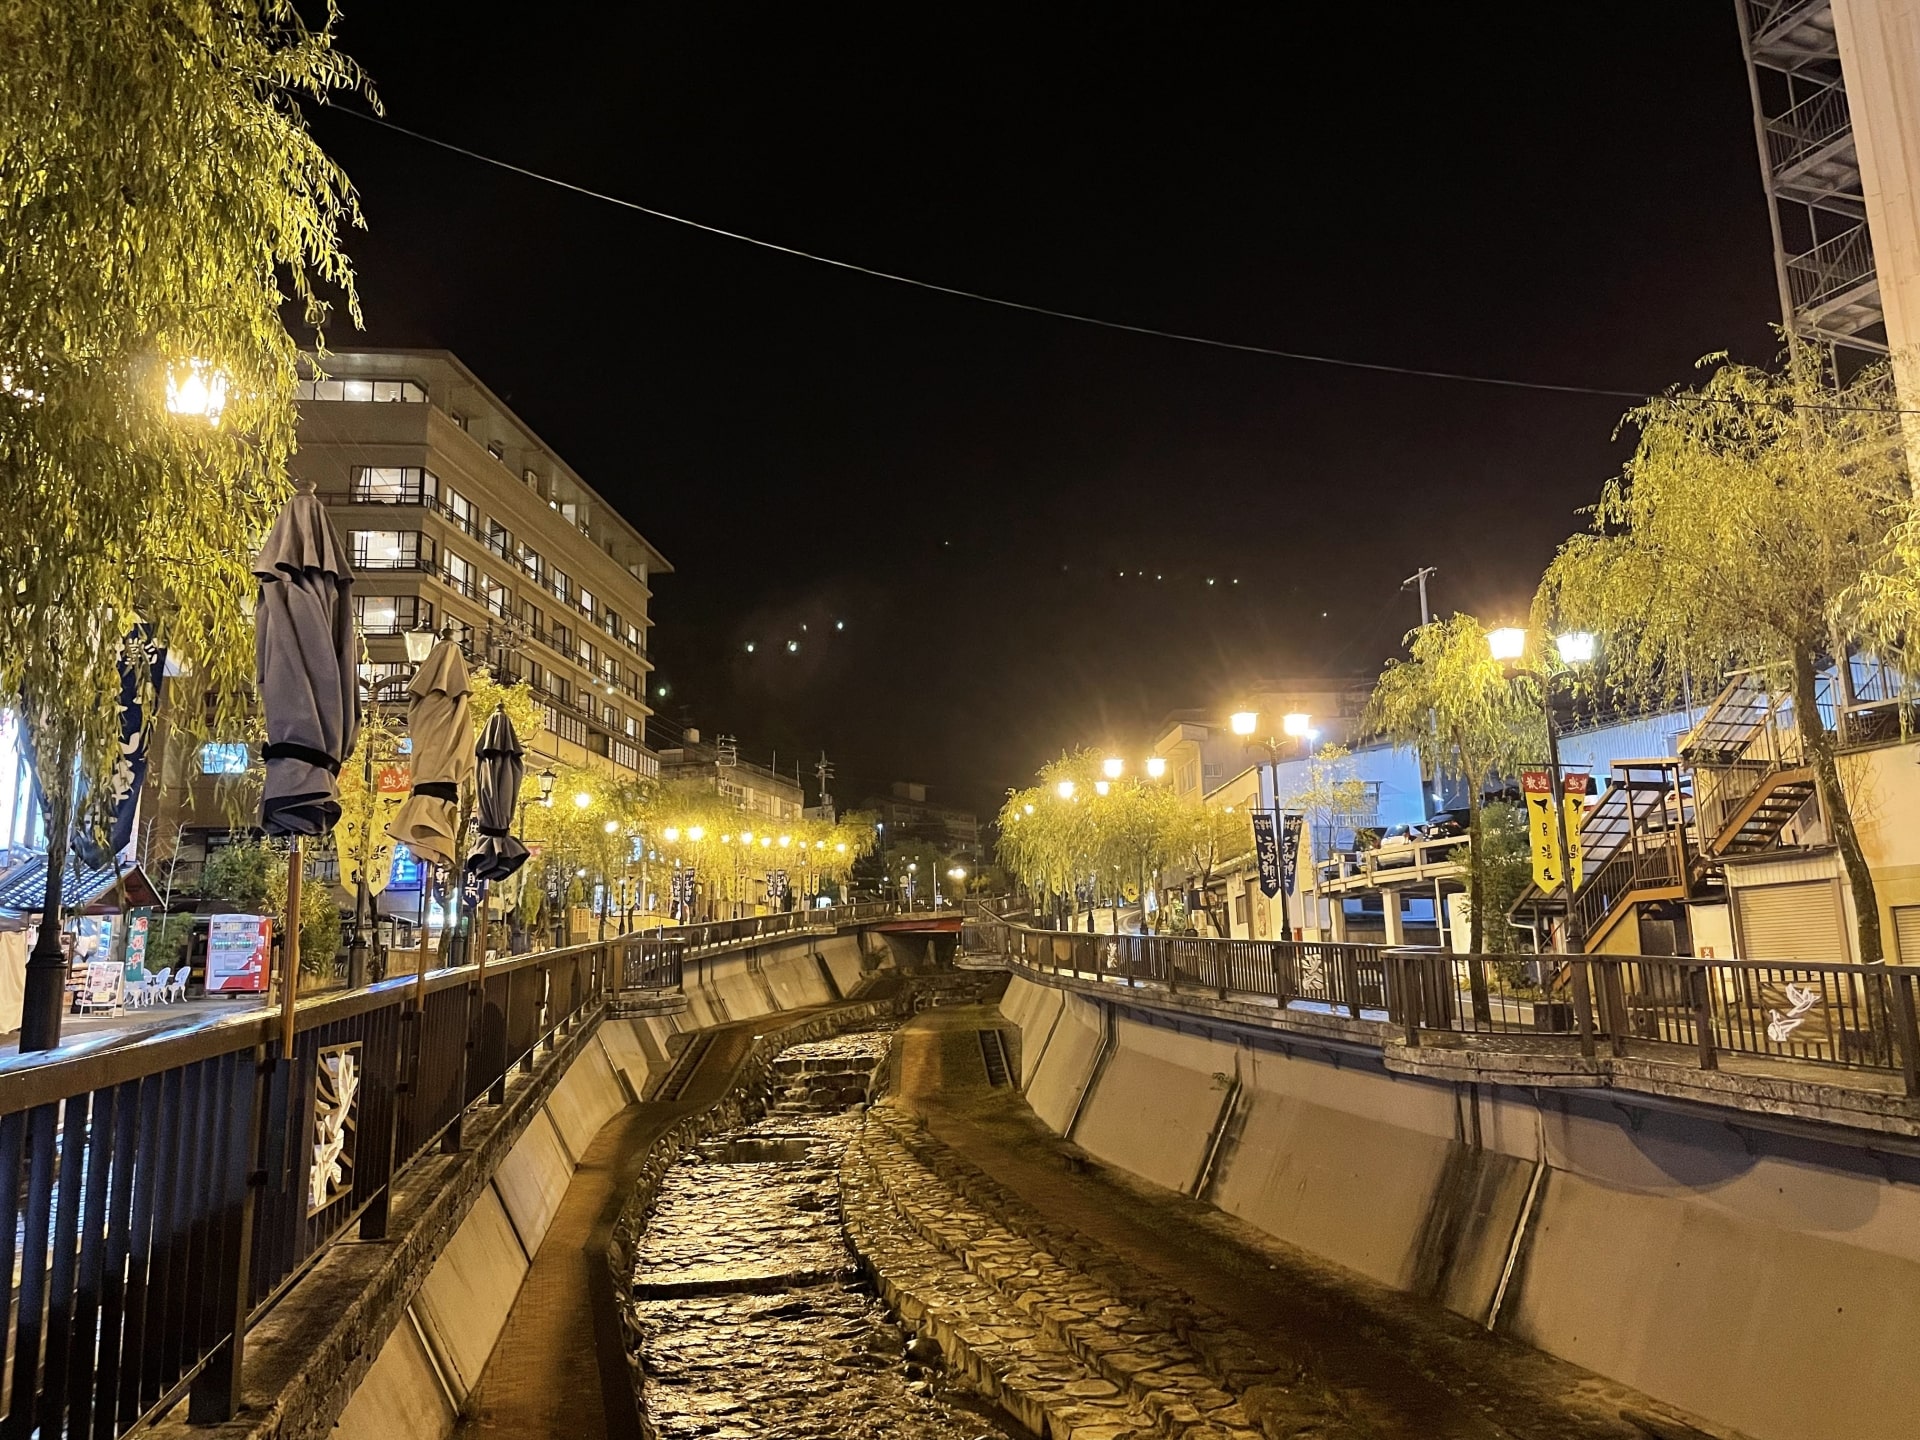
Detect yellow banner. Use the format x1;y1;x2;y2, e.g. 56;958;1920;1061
1562;794;1585;891
1523;769;1585;893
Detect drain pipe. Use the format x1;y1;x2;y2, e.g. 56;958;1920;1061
1485;1102;1549;1332
1191;1053;1243;1200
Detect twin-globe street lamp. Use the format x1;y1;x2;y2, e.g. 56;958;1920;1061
1228;709;1313;941
1487;626;1596;952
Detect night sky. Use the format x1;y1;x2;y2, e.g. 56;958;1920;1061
310;8;1781;819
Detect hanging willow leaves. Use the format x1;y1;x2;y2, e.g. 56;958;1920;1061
1537;353;1910;964
0;1;374;845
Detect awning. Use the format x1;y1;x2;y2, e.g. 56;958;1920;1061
0;857;161;915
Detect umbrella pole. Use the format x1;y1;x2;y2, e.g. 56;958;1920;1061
414;868;435;1012
281;838;302;1061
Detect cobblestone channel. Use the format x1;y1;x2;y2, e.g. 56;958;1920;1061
628;1029;1020;1440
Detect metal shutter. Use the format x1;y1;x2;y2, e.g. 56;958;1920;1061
1893;905;1920;965
1735;881;1849;963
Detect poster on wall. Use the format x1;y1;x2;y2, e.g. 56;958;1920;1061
206;914;272;994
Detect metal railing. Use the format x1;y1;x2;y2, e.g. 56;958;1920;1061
966;915;1920;1098
1787;223;1877;312
0;939;611;1436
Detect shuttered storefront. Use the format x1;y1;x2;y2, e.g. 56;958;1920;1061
1734;881;1849;964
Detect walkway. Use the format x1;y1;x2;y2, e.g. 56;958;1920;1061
890;1005;1700;1440
449;1013;811;1439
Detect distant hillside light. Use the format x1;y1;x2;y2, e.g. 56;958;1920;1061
1486;627;1527;662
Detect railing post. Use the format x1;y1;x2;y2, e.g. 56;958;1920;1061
1393;952;1420;1046
1341;946;1361;1019
1889;970;1920;1098
1600;960;1629;1058
1570;958;1597;1059
1691;963;1718;1072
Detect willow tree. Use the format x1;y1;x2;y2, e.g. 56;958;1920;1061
0;3;372;1043
1367;613;1541;953
1538;355;1909;965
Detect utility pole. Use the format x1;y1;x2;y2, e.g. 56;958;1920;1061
1402;565;1439;821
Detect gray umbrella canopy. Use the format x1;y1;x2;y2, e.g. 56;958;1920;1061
255;486;359;837
468;707;529;881
385;639;474;868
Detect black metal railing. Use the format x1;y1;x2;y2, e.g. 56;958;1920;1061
966;915;1920;1098
0;938;612;1437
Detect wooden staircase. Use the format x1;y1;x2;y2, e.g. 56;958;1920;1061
1706;765;1817;856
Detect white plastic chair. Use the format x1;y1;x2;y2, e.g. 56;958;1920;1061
149;966;173;1005
166;968;187;1003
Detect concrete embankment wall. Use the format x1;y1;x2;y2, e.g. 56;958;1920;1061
338;928;887;1440
997;973;1920;1440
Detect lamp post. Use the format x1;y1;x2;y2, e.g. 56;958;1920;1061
1487;627;1594;952
1231;709;1312;941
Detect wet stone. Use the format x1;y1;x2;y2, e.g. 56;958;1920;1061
629;1027;1020;1439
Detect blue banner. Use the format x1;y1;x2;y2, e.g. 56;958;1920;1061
1251;811;1281;899
1280;813;1303;898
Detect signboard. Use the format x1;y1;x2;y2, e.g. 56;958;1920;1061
1251;811;1281;899
766;869;789;899
123;907;152;984
342;762;410;895
1523;770;1586;893
80;958;124;1011
206;914;271;994
1280;813;1303;897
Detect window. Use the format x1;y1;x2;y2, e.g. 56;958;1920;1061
522;468;540;490
625;621;642;652
444;551;476;596
577;637;597;669
578;588;596;620
516;542;542;581
199;742;250;775
519;598;543;635
350;530;430;570
350;466;437;504
1178;761;1197;792
551;621;571;654
354;594;432;635
295;377;427;403
448;409;468;431
550;568;572;605
1203;762;1222;782
484;519;512;560
486;441;504;462
444;487;475;535
624;713;639;738
483;575;512;619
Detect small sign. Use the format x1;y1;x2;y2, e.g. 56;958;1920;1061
1251;811;1281;899
80;958;124;1011
206;914;271;994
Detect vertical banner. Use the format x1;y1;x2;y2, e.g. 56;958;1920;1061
1562;772;1587;891
1522;769;1563;892
1251;811;1281;898
1279;813;1303;897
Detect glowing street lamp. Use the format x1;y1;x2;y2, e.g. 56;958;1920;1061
603;819;619;834
164;358;228;426
688;825;705;842
1145;756;1167;779
539;768;557;806
662;826;680;843
1102;756;1124;779
1282;712;1312;738
573;791;592;810
1229;710;1257;736
1055;779;1076;799
1486;626;1527;662
1555;630;1597;665
1094;780;1110;796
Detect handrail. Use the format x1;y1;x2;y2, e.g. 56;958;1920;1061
965;915;1920;1099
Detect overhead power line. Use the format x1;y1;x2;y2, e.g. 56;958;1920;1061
329;108;1920;416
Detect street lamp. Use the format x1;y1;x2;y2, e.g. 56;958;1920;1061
163;358;228;425
1486;626;1596;951
573;790;592;809
1055;779;1076;799
1145;756;1167;779
1234;708;1315;943
1102;756;1124;779
539;768;556;806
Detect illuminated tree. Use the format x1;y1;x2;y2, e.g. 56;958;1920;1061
1539;353;1909;964
0;2;371;1040
1367;613;1541;953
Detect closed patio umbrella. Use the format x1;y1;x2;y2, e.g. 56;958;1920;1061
467;706;529;882
255;485;358;836
385;637;473;871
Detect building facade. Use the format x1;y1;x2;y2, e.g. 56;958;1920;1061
655;731;806;822
147;348;671;893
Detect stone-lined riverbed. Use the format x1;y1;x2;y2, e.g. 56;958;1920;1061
628;1029;1021;1440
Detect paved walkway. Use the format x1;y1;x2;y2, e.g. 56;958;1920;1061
891;1005;1698;1440
449;1014;803;1439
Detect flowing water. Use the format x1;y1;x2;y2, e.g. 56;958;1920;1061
629;1029;1021;1440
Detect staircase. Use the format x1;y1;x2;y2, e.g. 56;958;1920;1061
1707;765;1818;856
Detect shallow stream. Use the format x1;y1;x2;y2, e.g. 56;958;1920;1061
629;1029;1021;1440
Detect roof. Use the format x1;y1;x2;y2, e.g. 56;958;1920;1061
0;858;161;915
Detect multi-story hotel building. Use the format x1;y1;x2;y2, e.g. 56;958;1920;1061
142;349;669;897
296;349;668;779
